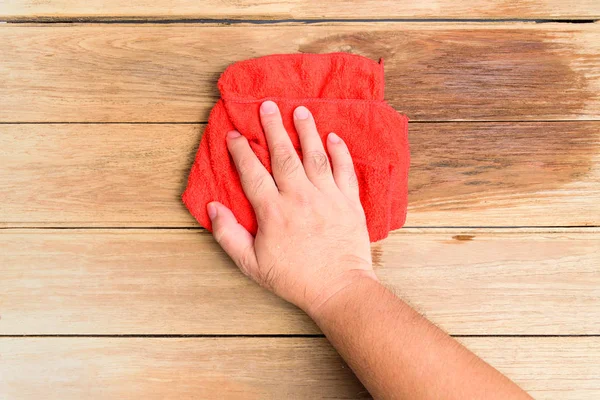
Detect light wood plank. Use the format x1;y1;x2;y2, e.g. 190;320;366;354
2;0;599;20
0;337;598;399
1;23;598;122
1;228;598;335
1;122;598;227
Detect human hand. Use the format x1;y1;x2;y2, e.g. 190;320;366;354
207;100;377;317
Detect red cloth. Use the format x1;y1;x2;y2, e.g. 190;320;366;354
183;53;409;242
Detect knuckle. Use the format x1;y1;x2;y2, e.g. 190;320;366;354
281;157;301;178
305;151;329;175
337;162;356;178
239;173;255;191
236;156;254;177
273;146;301;178
251;174;270;198
293;189;311;205
335;162;359;190
271;143;291;158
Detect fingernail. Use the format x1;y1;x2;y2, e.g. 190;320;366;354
328;132;341;144
294;106;310;120
207;202;218;220
227;130;241;139
260;100;277;115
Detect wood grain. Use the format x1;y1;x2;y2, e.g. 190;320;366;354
1;337;598;399
1;228;598;335
3;0;599;20
1;23;598;122
1;122;598;227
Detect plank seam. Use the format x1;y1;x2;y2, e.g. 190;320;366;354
1;18;598;24
1;226;598;230
0;334;598;338
1;120;599;124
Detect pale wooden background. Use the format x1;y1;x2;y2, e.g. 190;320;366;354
1;1;599;399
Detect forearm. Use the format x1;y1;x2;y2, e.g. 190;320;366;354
309;275;532;400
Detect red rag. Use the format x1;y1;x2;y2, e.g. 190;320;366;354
183;53;409;242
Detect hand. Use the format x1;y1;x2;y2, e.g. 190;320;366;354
207;100;377;317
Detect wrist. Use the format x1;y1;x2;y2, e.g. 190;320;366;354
305;268;380;323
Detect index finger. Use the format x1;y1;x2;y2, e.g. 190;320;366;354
226;130;278;207
259;100;309;192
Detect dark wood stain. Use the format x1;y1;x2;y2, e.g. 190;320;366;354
299;29;595;120
408;121;599;211
299;28;599;214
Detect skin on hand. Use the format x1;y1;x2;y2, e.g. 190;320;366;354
207;100;377;317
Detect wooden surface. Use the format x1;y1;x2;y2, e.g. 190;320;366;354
1;122;598;227
1;2;599;398
1;337;599;400
3;0;600;20
1;228;599;335
1;24;599;122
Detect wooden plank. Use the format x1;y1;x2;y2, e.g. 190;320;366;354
2;0;599;20
1;228;598;335
1;23;598;122
0;337;598;399
1;122;598;227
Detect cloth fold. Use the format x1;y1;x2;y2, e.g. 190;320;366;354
183;52;409;242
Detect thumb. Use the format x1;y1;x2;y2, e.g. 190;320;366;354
207;202;258;277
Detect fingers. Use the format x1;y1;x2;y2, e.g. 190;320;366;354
293;106;335;189
208;202;258;277
260;101;308;191
327;133;360;202
226;130;278;207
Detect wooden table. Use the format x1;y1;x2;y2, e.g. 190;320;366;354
1;2;599;399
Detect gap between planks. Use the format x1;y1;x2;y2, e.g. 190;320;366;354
2;18;598;24
1;334;600;338
1;226;599;230
1;119;600;124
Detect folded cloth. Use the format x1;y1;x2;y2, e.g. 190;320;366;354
183;53;409;242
